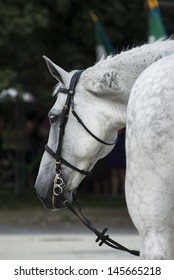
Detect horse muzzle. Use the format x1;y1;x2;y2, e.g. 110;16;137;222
35;182;73;210
51;187;74;210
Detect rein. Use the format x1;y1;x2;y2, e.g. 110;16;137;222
64;194;140;257
45;70;140;257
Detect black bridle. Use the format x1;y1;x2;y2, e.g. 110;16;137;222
45;70;116;195
45;70;139;257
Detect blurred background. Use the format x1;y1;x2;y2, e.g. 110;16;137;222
0;0;173;208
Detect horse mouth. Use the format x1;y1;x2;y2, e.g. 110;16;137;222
35;186;73;210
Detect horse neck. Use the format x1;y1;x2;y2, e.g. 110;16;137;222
90;40;174;128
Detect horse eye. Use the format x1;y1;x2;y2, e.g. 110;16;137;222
49;114;58;124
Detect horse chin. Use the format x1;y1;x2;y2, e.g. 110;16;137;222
51;190;73;210
35;183;73;211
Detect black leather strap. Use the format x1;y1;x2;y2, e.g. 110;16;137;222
63;195;140;257
61;158;91;176
72;109;116;146
45;144;91;176
58;70;84;95
45;69;116;177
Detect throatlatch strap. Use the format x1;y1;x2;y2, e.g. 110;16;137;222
72;109;116;146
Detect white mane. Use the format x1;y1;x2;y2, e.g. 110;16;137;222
53;39;173;97
94;38;172;68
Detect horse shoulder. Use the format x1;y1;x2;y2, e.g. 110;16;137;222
126;55;174;259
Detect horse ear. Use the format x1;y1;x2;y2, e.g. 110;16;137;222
43;56;68;84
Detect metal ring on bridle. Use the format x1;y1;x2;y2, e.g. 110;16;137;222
53;185;63;196
54;174;63;185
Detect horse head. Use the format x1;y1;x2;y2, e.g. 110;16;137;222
34;57;117;210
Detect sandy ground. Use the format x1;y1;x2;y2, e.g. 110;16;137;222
0;207;140;260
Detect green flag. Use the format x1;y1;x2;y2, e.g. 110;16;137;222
89;10;116;61
148;0;167;42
